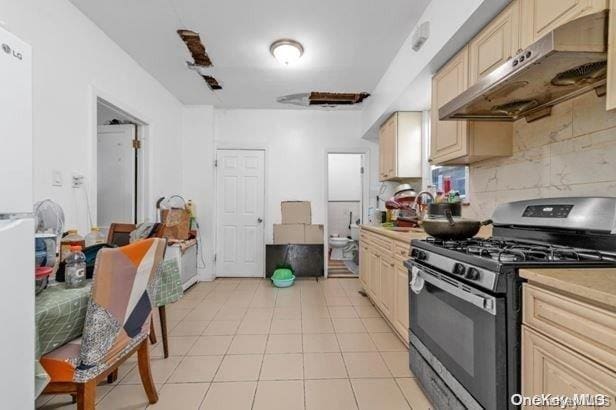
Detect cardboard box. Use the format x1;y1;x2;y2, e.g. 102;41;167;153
281;201;311;224
274;224;305;244
304;224;324;244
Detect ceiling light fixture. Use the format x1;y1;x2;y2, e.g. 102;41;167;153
270;39;304;66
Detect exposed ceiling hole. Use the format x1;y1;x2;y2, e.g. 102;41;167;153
177;29;212;67
178;29;223;91
203;75;222;90
277;92;370;107
309;92;370;105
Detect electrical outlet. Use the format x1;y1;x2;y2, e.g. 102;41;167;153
52;170;63;187
72;173;84;188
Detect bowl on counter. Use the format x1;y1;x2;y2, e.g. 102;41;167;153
35;266;53;295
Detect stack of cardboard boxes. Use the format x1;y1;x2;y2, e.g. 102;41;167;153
273;201;324;244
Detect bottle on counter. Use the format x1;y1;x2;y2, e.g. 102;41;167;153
60;229;85;262
443;176;452;194
65;245;86;288
85;226;105;247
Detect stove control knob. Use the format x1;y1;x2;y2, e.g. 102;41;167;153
453;263;466;276
414;250;427;261
465;268;480;280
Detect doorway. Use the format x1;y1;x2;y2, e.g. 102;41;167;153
96;98;144;233
215;149;266;277
326;153;365;277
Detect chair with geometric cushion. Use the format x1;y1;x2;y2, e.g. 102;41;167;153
40;238;167;409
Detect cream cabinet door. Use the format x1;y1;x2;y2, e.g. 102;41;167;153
522;326;616;406
393;263;409;344
520;0;608;48
469;0;521;85
379;255;395;318
359;243;368;288
430;46;469;163
368;249;381;301
379;114;397;181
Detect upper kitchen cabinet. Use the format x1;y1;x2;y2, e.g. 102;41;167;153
469;0;521;85
378;112;422;181
520;0;608;49
430;47;512;165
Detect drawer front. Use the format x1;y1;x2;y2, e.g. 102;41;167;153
523;284;616;371
393;241;410;261
371;234;393;254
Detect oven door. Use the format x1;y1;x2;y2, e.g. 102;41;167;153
409;262;507;409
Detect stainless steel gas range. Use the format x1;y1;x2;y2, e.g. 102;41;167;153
405;197;616;409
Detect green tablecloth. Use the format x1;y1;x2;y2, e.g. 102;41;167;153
35;282;91;397
34;258;183;397
154;258;183;307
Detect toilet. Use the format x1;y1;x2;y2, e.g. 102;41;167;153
329;236;351;260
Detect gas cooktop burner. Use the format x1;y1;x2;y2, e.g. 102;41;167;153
424;237;616;264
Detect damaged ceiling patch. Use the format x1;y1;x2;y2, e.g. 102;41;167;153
177;29;212;66
277;92;370;107
177;29;222;91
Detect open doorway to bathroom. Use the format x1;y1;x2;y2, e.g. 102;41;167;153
326;153;364;277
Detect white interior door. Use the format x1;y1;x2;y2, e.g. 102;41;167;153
216;149;265;277
97;124;137;229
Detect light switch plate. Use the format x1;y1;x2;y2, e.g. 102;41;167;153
52;170;63;187
72;173;84;188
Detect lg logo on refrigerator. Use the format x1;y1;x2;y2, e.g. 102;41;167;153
1;43;23;60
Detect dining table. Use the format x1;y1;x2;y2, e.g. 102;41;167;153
34;258;183;397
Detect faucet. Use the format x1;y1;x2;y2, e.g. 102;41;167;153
413;191;435;217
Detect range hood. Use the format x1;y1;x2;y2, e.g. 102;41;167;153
439;11;608;122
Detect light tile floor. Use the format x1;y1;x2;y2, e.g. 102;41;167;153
36;277;433;410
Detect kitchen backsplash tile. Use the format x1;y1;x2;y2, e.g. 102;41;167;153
467;93;616;219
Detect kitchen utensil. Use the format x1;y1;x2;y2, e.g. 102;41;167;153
394;185;417;205
421;210;492;240
396;217;420;228
427;202;462;217
394;184;414;196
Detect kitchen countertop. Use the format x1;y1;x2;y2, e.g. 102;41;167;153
360;224;428;243
520;268;616;310
360;224;493;243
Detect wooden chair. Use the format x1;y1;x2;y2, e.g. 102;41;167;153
106;223;137;247
40;238;166;409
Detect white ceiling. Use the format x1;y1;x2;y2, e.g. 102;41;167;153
69;0;430;108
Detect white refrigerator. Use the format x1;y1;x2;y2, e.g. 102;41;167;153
0;26;35;405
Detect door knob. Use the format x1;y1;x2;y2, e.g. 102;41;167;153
257;217;263;223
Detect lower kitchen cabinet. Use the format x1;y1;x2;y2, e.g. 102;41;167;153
521;281;616;406
522;326;616;404
359;227;426;345
392;263;410;339
359;242;368;288
368;248;381;302
379;255;395;318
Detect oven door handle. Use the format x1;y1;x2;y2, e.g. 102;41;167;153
411;267;496;315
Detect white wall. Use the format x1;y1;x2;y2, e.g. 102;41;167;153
214;109;378;235
1;0;184;233
328;154;362;201
181;108;378;280
181;105;215;280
